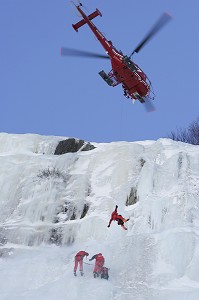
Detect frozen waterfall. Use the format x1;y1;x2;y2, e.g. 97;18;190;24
0;133;199;300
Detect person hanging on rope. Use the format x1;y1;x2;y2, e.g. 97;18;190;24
107;205;129;230
74;250;89;276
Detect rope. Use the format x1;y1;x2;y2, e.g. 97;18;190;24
83;262;94;266
84;261;110;270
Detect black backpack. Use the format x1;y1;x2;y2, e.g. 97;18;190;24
101;267;109;280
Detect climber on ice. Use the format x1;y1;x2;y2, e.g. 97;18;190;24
74;250;89;276
107;205;129;230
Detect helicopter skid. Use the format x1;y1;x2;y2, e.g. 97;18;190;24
133;92;145;103
138;98;145;104
99;70;115;86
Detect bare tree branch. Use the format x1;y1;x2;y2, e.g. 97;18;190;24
168;117;199;145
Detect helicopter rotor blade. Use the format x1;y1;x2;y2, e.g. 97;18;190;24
130;12;172;57
143;97;156;112
61;47;110;59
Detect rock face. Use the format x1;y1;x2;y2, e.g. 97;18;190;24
54;138;95;155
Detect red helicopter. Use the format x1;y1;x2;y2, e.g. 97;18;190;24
61;2;171;111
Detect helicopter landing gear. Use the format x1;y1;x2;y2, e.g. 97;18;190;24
99;70;114;86
133;92;145;103
138;98;145;103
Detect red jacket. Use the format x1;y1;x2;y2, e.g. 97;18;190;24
89;253;105;266
75;251;89;261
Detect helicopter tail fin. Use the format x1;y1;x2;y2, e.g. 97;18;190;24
72;9;102;32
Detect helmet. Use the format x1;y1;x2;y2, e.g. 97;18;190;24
98;253;102;256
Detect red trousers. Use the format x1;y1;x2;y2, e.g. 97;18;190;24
74;259;83;272
94;261;104;273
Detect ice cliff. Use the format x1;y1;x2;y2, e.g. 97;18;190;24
0;133;199;300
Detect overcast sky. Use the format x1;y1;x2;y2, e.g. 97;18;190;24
0;0;198;142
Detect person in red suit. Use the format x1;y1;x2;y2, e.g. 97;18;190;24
74;250;89;276
89;253;105;277
107;205;129;230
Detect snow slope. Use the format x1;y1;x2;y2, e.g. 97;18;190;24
0;133;199;300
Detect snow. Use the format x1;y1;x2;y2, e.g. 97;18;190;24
0;133;199;300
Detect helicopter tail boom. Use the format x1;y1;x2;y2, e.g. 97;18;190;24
72;8;102;32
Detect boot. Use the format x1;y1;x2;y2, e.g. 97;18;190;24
80;271;83;276
74;271;77;276
93;272;96;278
